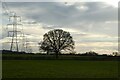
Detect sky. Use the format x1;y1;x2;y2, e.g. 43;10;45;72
0;0;119;54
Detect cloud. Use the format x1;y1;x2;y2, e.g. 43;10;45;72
6;2;117;24
1;2;118;54
75;42;118;54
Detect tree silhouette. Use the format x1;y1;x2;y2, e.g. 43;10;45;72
83;51;98;56
39;29;75;58
112;52;119;56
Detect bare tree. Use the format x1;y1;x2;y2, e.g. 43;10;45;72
39;29;75;58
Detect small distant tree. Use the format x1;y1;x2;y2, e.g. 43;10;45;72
39;29;75;58
84;51;98;56
112;52;119;56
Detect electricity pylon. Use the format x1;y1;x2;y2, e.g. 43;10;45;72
7;12;22;52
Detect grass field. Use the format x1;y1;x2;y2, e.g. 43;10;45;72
2;60;119;78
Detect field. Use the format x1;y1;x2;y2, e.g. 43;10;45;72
2;60;119;79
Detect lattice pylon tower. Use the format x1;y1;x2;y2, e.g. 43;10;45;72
7;12;22;52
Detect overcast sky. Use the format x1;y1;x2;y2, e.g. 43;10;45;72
1;0;119;54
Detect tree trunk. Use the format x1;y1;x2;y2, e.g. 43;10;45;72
55;51;59;59
47;51;49;55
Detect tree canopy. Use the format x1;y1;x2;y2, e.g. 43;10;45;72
39;29;75;58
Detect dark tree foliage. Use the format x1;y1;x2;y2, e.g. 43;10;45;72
84;51;98;56
112;52;119;56
39;29;75;58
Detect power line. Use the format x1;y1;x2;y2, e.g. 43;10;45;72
2;0;14;16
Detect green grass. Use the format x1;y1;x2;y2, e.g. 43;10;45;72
3;60;119;78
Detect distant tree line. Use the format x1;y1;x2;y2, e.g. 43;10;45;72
80;51;98;56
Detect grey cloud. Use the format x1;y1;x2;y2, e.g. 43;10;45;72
79;38;118;43
3;2;118;37
6;2;117;25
